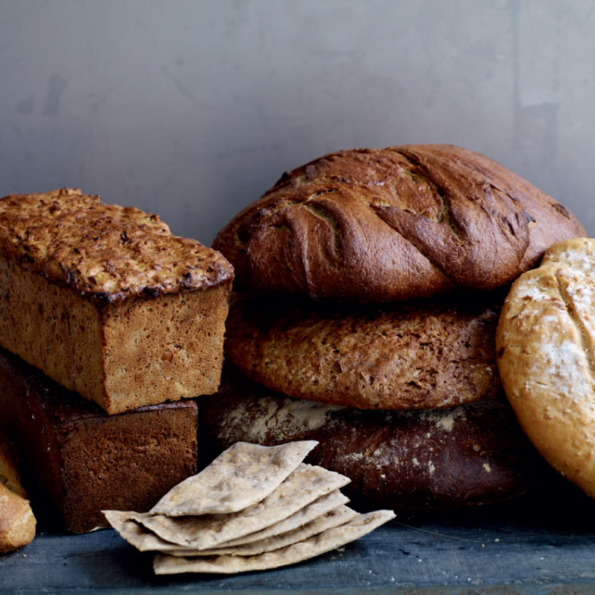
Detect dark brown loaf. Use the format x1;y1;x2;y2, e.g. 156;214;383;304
0;347;198;534
225;293;503;410
213;144;585;303
198;365;538;511
0;188;234;414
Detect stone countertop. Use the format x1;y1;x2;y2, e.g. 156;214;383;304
2;483;595;594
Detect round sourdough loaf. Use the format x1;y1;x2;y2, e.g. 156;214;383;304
213;145;585;302
496;238;595;497
225;293;503;410
198;365;538;511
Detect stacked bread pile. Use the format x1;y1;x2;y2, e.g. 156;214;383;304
105;441;394;574
0;188;234;546
204;144;587;512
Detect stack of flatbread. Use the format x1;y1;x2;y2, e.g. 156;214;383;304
104;441;395;574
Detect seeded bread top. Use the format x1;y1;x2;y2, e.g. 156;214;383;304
0;188;234;303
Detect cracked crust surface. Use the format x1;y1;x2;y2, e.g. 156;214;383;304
0;188;233;303
197;364;537;511
213;144;585;302
225;292;503;410
496;238;595;497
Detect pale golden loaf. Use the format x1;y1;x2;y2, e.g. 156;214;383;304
497;238;595;497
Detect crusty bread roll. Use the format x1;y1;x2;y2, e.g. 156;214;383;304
225;292;503;410
198;365;538;511
0;433;35;552
213;145;585;303
0;188;234;414
496;238;595;497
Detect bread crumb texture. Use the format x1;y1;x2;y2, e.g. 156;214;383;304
496;237;595;497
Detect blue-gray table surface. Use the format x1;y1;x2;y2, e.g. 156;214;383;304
3;482;595;595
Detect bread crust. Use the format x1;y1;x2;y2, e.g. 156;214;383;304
198;365;537;511
213;145;585;302
496;238;595;497
0;188;233;302
0;189;234;413
0;433;35;552
225;293;503;410
0;347;198;533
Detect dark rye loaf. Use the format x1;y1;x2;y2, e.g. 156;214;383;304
225;293;503;410
213;144;585;303
0;347;198;534
198;365;538;511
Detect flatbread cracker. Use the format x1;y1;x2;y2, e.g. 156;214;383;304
153;509;396;574
168;505;358;557
220;489;349;548
104;490;350;554
103;511;179;552
138;464;350;550
151;441;318;516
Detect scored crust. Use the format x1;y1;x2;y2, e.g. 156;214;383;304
213;144;585;302
496;238;595;497
224;292;503;410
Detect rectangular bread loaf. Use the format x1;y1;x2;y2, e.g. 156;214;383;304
0;188;234;414
0;347;198;534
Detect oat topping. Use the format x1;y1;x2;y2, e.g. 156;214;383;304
0;188;234;302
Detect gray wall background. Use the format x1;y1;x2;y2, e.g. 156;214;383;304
1;0;594;245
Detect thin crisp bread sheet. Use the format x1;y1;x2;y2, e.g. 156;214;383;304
103;512;177;552
153;510;396;574
167;505;358;557
150;441;318;516
219;489;349;548
104;490;350;553
137;464;351;550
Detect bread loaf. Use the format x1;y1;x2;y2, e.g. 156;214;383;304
198;365;538;511
0;347;198;533
225;293;503;410
0;188;234;414
497;237;595;498
213;145;585;302
0;432;35;552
